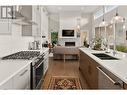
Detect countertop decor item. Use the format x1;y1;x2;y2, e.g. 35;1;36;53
93;38;102;50
48;76;82;90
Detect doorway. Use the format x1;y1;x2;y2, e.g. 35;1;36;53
80;31;89;46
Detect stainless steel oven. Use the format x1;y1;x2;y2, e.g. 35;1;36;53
31;53;44;89
1;50;44;89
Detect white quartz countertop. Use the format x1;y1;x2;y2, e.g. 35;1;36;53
27;48;49;54
79;48;127;84
0;48;49;86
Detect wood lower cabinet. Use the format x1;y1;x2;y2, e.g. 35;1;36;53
79;51;89;82
123;83;127;89
79;50;98;89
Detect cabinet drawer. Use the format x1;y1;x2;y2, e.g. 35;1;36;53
13;65;30;89
0;79;13;90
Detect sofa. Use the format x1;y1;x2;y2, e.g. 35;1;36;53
53;46;79;60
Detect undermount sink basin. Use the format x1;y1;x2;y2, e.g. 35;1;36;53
92;53;119;60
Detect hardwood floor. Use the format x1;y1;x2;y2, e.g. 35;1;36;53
41;56;89;89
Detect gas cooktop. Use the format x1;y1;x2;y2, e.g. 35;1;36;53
2;51;40;60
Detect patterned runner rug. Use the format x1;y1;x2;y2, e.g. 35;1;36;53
48;76;82;90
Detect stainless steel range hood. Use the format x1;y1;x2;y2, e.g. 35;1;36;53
9;6;37;25
9;11;24;19
11;17;37;25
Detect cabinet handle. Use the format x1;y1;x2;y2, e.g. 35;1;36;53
20;69;28;76
35;62;43;69
97;67;120;85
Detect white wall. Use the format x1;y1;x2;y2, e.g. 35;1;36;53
58;12;80;46
81;13;93;43
49;13;59;33
58;12;93;46
0;24;34;57
48;13;59;43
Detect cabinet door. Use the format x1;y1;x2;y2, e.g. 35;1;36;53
43;50;49;75
13;65;30;89
79;50;98;89
79;51;89;80
0;79;13;90
88;58;98;89
43;58;48;75
32;6;41;37
79;51;86;74
21;6;32;36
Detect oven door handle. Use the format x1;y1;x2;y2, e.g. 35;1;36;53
35;61;43;69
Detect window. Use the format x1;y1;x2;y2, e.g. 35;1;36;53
94;6;118;20
94;8;103;20
105;6;118;13
1;6;13;19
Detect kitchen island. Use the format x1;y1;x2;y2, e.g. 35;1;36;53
79;48;127;89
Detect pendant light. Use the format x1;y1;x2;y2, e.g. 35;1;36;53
111;7;125;55
99;6;108;27
111;7;125;23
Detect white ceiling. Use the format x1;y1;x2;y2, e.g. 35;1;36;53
45;6;100;13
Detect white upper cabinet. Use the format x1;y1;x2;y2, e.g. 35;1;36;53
32;6;41;37
21;6;33;36
41;7;49;39
32;6;49;39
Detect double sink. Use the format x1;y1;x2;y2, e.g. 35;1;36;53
92;53;119;60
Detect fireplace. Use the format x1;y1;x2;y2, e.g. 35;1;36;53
65;42;75;46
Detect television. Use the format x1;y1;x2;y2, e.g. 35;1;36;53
62;30;74;37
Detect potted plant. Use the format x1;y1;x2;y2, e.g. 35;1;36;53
93;38;102;50
51;32;58;47
116;45;127;53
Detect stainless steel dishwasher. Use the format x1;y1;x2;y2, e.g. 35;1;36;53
97;67;123;89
